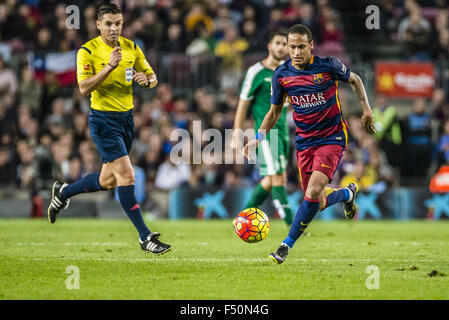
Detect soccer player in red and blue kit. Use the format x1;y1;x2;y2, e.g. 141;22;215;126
243;24;376;264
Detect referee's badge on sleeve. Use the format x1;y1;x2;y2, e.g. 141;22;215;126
125;67;133;82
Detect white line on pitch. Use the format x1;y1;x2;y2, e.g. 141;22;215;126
17;257;443;263
15;242;131;246
8;241;449;247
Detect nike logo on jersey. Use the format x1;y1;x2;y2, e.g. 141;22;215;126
321;164;332;169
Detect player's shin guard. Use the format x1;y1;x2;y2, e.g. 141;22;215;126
245;183;269;209
117;185;151;241
283;196;320;248
61;172;105;200
321;187;350;210
272;186;293;226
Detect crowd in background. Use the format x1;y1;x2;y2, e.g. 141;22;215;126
1;0;449;214
377;0;449;61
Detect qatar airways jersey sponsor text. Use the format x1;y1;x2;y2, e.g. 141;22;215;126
290;92;326;109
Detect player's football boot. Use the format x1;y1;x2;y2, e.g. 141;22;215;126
269;243;290;264
344;183;359;219
48;181;70;224
140;232;171;255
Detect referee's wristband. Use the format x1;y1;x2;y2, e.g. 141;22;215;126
255;132;265;142
108;63;117;69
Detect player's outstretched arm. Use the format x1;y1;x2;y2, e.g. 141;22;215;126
231;99;251;150
79;47;122;96
242;103;283;160
348;72;376;135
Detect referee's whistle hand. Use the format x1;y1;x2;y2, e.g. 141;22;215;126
109;47;122;67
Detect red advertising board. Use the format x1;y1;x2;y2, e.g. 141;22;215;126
429;165;449;193
375;62;435;98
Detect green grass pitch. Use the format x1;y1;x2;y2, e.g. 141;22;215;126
0;218;448;299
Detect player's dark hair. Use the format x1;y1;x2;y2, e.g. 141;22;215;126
269;31;287;42
97;3;122;20
287;24;313;42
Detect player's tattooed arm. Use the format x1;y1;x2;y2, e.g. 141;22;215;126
348;72;376;135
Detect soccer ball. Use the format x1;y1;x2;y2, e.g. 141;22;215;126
233;208;270;243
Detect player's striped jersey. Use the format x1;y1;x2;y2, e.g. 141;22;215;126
76;36;154;112
240;61;288;139
271;55;350;151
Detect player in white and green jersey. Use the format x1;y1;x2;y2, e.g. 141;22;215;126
231;31;293;226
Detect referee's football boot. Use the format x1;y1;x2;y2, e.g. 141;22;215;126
48;181;70;224
344;183;359;219
140;232;171;255
269;243;290;264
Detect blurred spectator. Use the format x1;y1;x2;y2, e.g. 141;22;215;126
298;2;320;41
266;6;289;34
66;156;82;183
214;4;238;37
398;6;432;60
224;169;241;188
0;146;15;186
0;55;17;96
155;83;175;112
240;19;265;52
140;9;165;48
377;0;396;40
372;95;402;167
340;160;377;192
184;2;214;37
18;64;43;114
437;119;449;165
432;88;449;125
403;98;432;177
172;95;190;130
155;152;191;191
186;21;216;56
35;27;58;51
317;5;343;44
214;25;249;89
284;0;302;23
159;23;186;52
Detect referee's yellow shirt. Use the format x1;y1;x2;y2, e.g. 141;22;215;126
76;36;154;112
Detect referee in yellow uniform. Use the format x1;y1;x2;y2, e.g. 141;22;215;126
48;3;171;255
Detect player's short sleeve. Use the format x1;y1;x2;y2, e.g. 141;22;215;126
328;56;351;82
270;69;286;106
134;43;154;76
76;47;94;82
239;67;261;101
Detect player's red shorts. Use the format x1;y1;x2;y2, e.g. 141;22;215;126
296;144;345;192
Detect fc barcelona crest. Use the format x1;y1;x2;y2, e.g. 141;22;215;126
313;73;324;84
